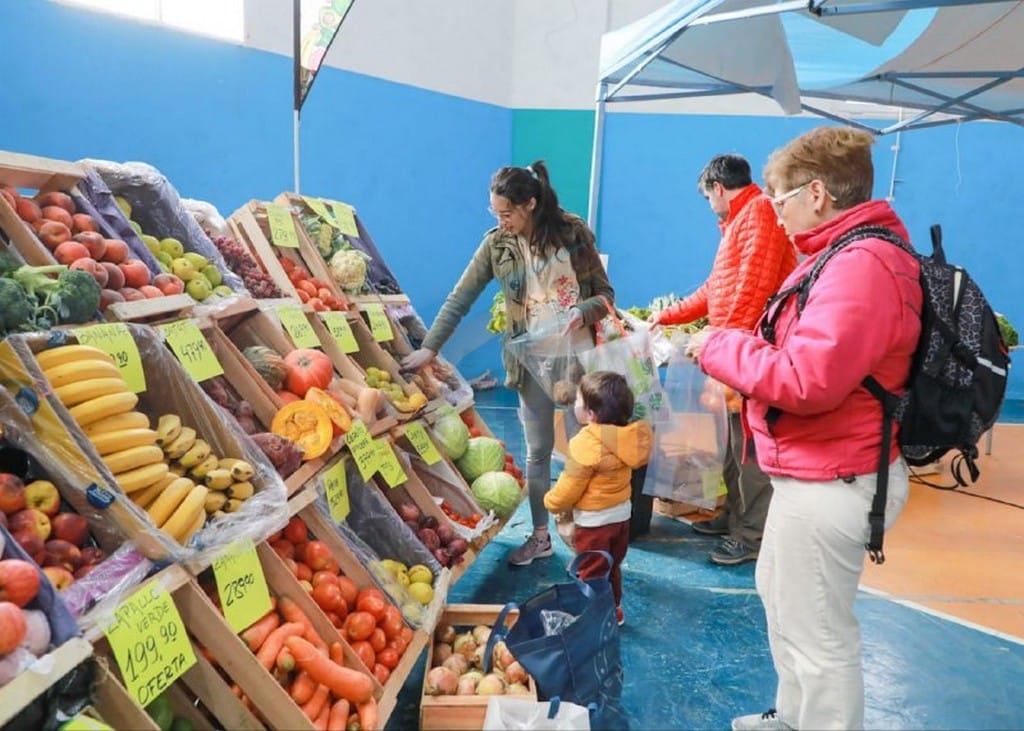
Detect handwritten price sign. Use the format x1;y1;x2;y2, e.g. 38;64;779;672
303;196;339;229
375;439;408;487
328;200;360;237
75;323;146;393
346;420;382;481
276;304;320;349
405;422;442;465
104;581;196;707
159;320;223;382
364;304;394;342
320;311;359;353
322;458;350;523
212;541;271;632
265;203;299;248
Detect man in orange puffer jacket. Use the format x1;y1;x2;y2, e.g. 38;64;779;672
654;154;797;565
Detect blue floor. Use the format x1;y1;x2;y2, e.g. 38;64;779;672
386;389;1024;730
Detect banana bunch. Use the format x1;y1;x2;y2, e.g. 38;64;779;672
131;473;209;545
155;413;257;519
40;344;173;498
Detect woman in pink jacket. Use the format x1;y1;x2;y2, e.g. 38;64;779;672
690;127;922;731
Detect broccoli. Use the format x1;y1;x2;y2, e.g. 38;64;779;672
0;278;36;334
10;264;68;299
0;251;21;278
37;269;102;327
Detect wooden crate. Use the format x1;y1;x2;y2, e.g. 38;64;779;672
104;293;196;326
0;637;93;728
343;309;427;422
419;604;537;731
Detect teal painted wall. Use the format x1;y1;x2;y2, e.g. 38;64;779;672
510;110;595;221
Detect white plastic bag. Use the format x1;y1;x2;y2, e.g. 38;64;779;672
484;697;592;730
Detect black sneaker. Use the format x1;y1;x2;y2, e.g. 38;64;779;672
709;537;758;565
691;513;729;536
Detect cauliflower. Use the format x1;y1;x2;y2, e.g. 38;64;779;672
328;249;369;293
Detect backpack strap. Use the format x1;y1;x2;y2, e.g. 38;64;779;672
861;375;900;564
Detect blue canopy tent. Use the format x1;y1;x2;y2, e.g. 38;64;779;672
588;0;1024;223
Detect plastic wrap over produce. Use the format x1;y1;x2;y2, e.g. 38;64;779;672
72;170;163;276
398;448;495;542
641;334;728;510
82;159;249;295
181;197;230;238
315;457;445;628
61;543;152;628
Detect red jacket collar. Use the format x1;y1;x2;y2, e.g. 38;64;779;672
719;184;765;231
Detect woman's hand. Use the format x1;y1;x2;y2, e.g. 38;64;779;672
684;326;719;361
565;307;584;333
401;347;437;371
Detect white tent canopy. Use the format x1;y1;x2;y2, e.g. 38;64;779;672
589;0;1024;221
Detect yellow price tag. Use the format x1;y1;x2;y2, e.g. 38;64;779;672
375;439;407;487
103;581;196;707
303;196;338;228
75;323;146;393
328;200;360;238
265;203;299;248
212;540;272;633
277;304;320;349
159;320;223;383
364;304;393;342
319;311;359;353
346;420;382;481
405;422;442;466
322;458;350;523
61;714;114;731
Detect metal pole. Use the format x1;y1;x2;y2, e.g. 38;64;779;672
587;82;608;230
293;110;301;194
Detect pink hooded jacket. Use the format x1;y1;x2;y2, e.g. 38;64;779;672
698;200;923;481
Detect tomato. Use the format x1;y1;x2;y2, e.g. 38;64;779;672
380;606;404;639
372;662;391;685
460;410;475;428
344;611;377;642
325;610;343;628
376;647;400;671
337;576;359;611
356;586;385;606
312;570;339;589
296;280;318;297
295;562;312;583
369;627;387;653
312;582;343;612
270;540;295;560
284;348;334;397
303;541;333;572
351;639;376;669
356;592;387;622
283;516;308;545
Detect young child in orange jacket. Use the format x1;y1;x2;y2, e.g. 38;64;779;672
544;371;653;626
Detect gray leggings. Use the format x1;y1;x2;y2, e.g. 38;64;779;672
518;370;580;529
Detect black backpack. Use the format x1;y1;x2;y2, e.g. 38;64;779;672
761;224;1010;563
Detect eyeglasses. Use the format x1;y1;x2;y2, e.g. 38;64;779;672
769;184;808;211
488;206;518;221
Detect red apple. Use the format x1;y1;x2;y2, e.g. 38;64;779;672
23;480;60;517
50;512;89;547
0;474;26;515
74;564;98;581
9;509;50;541
79;547;106;566
0;602;27;653
0;559;42;607
41;565;74;591
12;530;44;562
43;540;82;571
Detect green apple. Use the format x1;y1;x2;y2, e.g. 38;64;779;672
115;196;132;218
140;234;161;255
213;285;233;297
201;265;222;287
129;220;143;235
171;258;196;280
183;252;208;269
185;277;212;301
159;237;184;258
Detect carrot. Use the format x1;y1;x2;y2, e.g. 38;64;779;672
357;698;379;731
276;646;296;674
313;702;330;731
329;642;345;666
290;670;317;705
327;699;351;731
241;609;281;652
230;684;243;698
256;621;305;670
301;683;331;722
197;643;218;667
286;636;374;704
280;595;328;650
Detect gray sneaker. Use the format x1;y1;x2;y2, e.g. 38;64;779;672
691;513;729;536
507;533;553;566
731;709;793;730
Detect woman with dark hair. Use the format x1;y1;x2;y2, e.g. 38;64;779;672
402;161;614;566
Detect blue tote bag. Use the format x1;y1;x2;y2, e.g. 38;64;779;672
486;551;628;729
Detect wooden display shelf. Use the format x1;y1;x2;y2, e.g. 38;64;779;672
348;293;411;306
105;293;196;324
419;604;537;731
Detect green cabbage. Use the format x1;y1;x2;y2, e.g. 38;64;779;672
471;471;521;518
455;436;505;483
434;413;470;460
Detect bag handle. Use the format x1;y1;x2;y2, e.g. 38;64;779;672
596;296;629;343
567;549;613;588
482;601;519;673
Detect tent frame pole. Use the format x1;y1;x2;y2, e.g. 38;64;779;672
293;110;301;194
588;82;608;230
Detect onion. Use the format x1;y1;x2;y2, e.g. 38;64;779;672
438;624;457;645
504;660;527;685
442;653;469;676
432;643;453;666
398;502;422;524
425;666;459;695
471;624;491;646
476;673;506;696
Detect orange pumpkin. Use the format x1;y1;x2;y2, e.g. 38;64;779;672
305;387;352;436
284;349;334;397
270;401;333;460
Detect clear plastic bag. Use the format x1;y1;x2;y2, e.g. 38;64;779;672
484;697;592;730
578;326;668;423
506;314;587;406
641;334;728;509
181;197;230;238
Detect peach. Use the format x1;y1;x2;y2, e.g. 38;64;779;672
100;262;125;290
119;259;150;289
51;513;90;546
53;241;91;265
119;287;146;302
35;191;75;215
14;198;40;223
0;474;26;515
69;258;108;288
153;273;184;296
23;480;60;518
43;540;82;571
71;213;98;234
102;239;129;263
138;285;164;299
41;206;73;229
99;289;125;311
71;231;106;261
41;566;74;591
9;509;50;541
37;220;71;249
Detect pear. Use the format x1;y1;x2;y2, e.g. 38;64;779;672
140;234;161;255
115;196;132;218
160;237;185;258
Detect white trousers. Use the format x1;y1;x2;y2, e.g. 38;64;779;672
756;460;909;730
